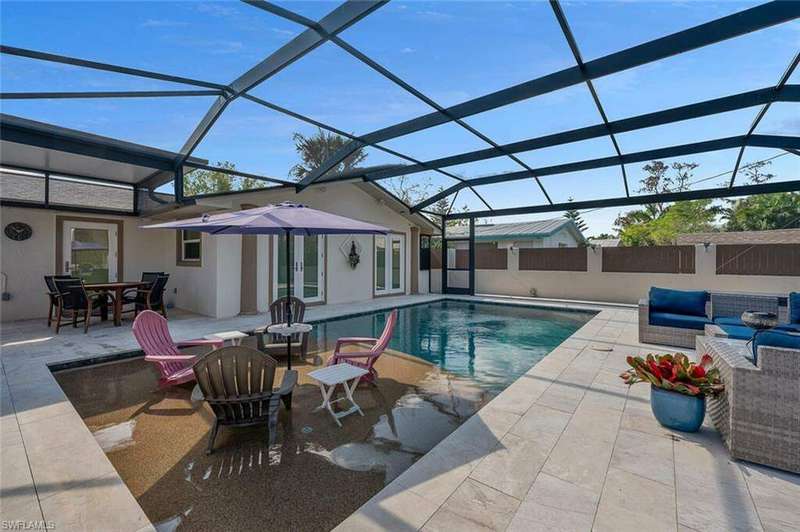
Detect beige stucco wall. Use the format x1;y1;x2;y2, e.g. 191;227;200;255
431;244;798;302
1;182;434;321
479;245;798;303
0;206;174;322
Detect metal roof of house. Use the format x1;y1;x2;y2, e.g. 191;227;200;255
448;218;584;242
676;228;800;245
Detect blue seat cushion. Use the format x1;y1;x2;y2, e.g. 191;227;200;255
650;312;713;331
714;316;745;327
752;329;800;364
649;287;708;317
790;292;800;324
719;324;755;340
775;323;800;333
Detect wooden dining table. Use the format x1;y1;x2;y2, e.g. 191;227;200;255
85;281;147;326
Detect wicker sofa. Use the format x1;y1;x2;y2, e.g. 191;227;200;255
640;289;789;348
699;336;800;473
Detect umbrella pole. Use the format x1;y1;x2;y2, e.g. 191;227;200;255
285;233;292;371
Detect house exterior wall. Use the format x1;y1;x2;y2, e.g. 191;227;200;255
1;182;431;321
0;206;174;322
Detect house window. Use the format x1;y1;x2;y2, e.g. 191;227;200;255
177;230;201;266
420;235;431;271
375;234;404;295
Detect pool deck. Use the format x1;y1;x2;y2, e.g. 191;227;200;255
2;294;798;531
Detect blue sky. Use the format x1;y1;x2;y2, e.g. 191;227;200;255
1;1;798;234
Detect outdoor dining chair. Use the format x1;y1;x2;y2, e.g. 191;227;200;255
44;274;74;327
192;346;298;454
257;296;309;361
132;310;223;388
121;271;163;302
122;274;169;319
327;309;398;384
52;277;112;333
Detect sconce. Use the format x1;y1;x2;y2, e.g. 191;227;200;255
703;242;711;251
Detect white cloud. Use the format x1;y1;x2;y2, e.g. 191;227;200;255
196;3;239;17
140;19;188;28
400;47;416;54
271;27;297;38
416;10;453;20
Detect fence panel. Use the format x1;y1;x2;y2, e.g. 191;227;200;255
476;243;507;270
716;244;800;276
602;246;695;274
431;248;442;269
519;248;587;272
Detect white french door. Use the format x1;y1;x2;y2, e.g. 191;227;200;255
272;234;325;303
375;233;404;295
62;221;118;283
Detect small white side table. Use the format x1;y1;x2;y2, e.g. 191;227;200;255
308;363;369;427
204;330;248;346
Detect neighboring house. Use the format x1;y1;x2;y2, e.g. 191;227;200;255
676;229;800;245
448;219;586;249
0;116;437;322
587;238;621;248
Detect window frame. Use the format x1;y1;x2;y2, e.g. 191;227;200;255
374;232;405;296
176;230;202;267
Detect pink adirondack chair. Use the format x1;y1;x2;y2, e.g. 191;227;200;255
133;310;224;387
327;309;398;383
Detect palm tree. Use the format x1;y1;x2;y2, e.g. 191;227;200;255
289;129;367;181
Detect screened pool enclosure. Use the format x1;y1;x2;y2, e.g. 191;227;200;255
1;1;798;231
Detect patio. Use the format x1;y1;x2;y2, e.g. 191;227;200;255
2;294;798;531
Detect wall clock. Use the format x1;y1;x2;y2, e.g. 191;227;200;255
4;222;33;241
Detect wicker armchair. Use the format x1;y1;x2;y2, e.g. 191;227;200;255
699;336;800;473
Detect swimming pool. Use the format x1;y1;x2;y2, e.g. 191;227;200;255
309;300;595;394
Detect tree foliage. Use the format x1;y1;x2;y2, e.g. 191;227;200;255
289;129;367;181
619;199;720;246
183;161;262;196
723;192;800;231
564;197;588;232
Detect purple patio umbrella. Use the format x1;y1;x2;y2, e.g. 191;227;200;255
143;202;389;369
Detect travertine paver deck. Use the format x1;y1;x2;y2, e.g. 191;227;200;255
337;304;800;532
2;295;798;531
0;294;444;531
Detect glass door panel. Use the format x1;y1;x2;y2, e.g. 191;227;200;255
62;221;118;283
275;234;294;300
391;239;401;289
302;235;319;299
375;236;386;291
273;235;324;303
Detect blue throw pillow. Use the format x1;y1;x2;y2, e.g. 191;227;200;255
790;292;800;324
752;329;800;365
649;287;708;317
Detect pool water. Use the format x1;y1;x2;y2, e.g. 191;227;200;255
309;300;595;394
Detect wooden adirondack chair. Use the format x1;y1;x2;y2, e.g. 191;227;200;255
192;346;298;454
256;296;309;361
132;310;224;388
327;309;398;383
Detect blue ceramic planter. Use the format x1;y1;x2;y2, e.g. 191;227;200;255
650;386;705;432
